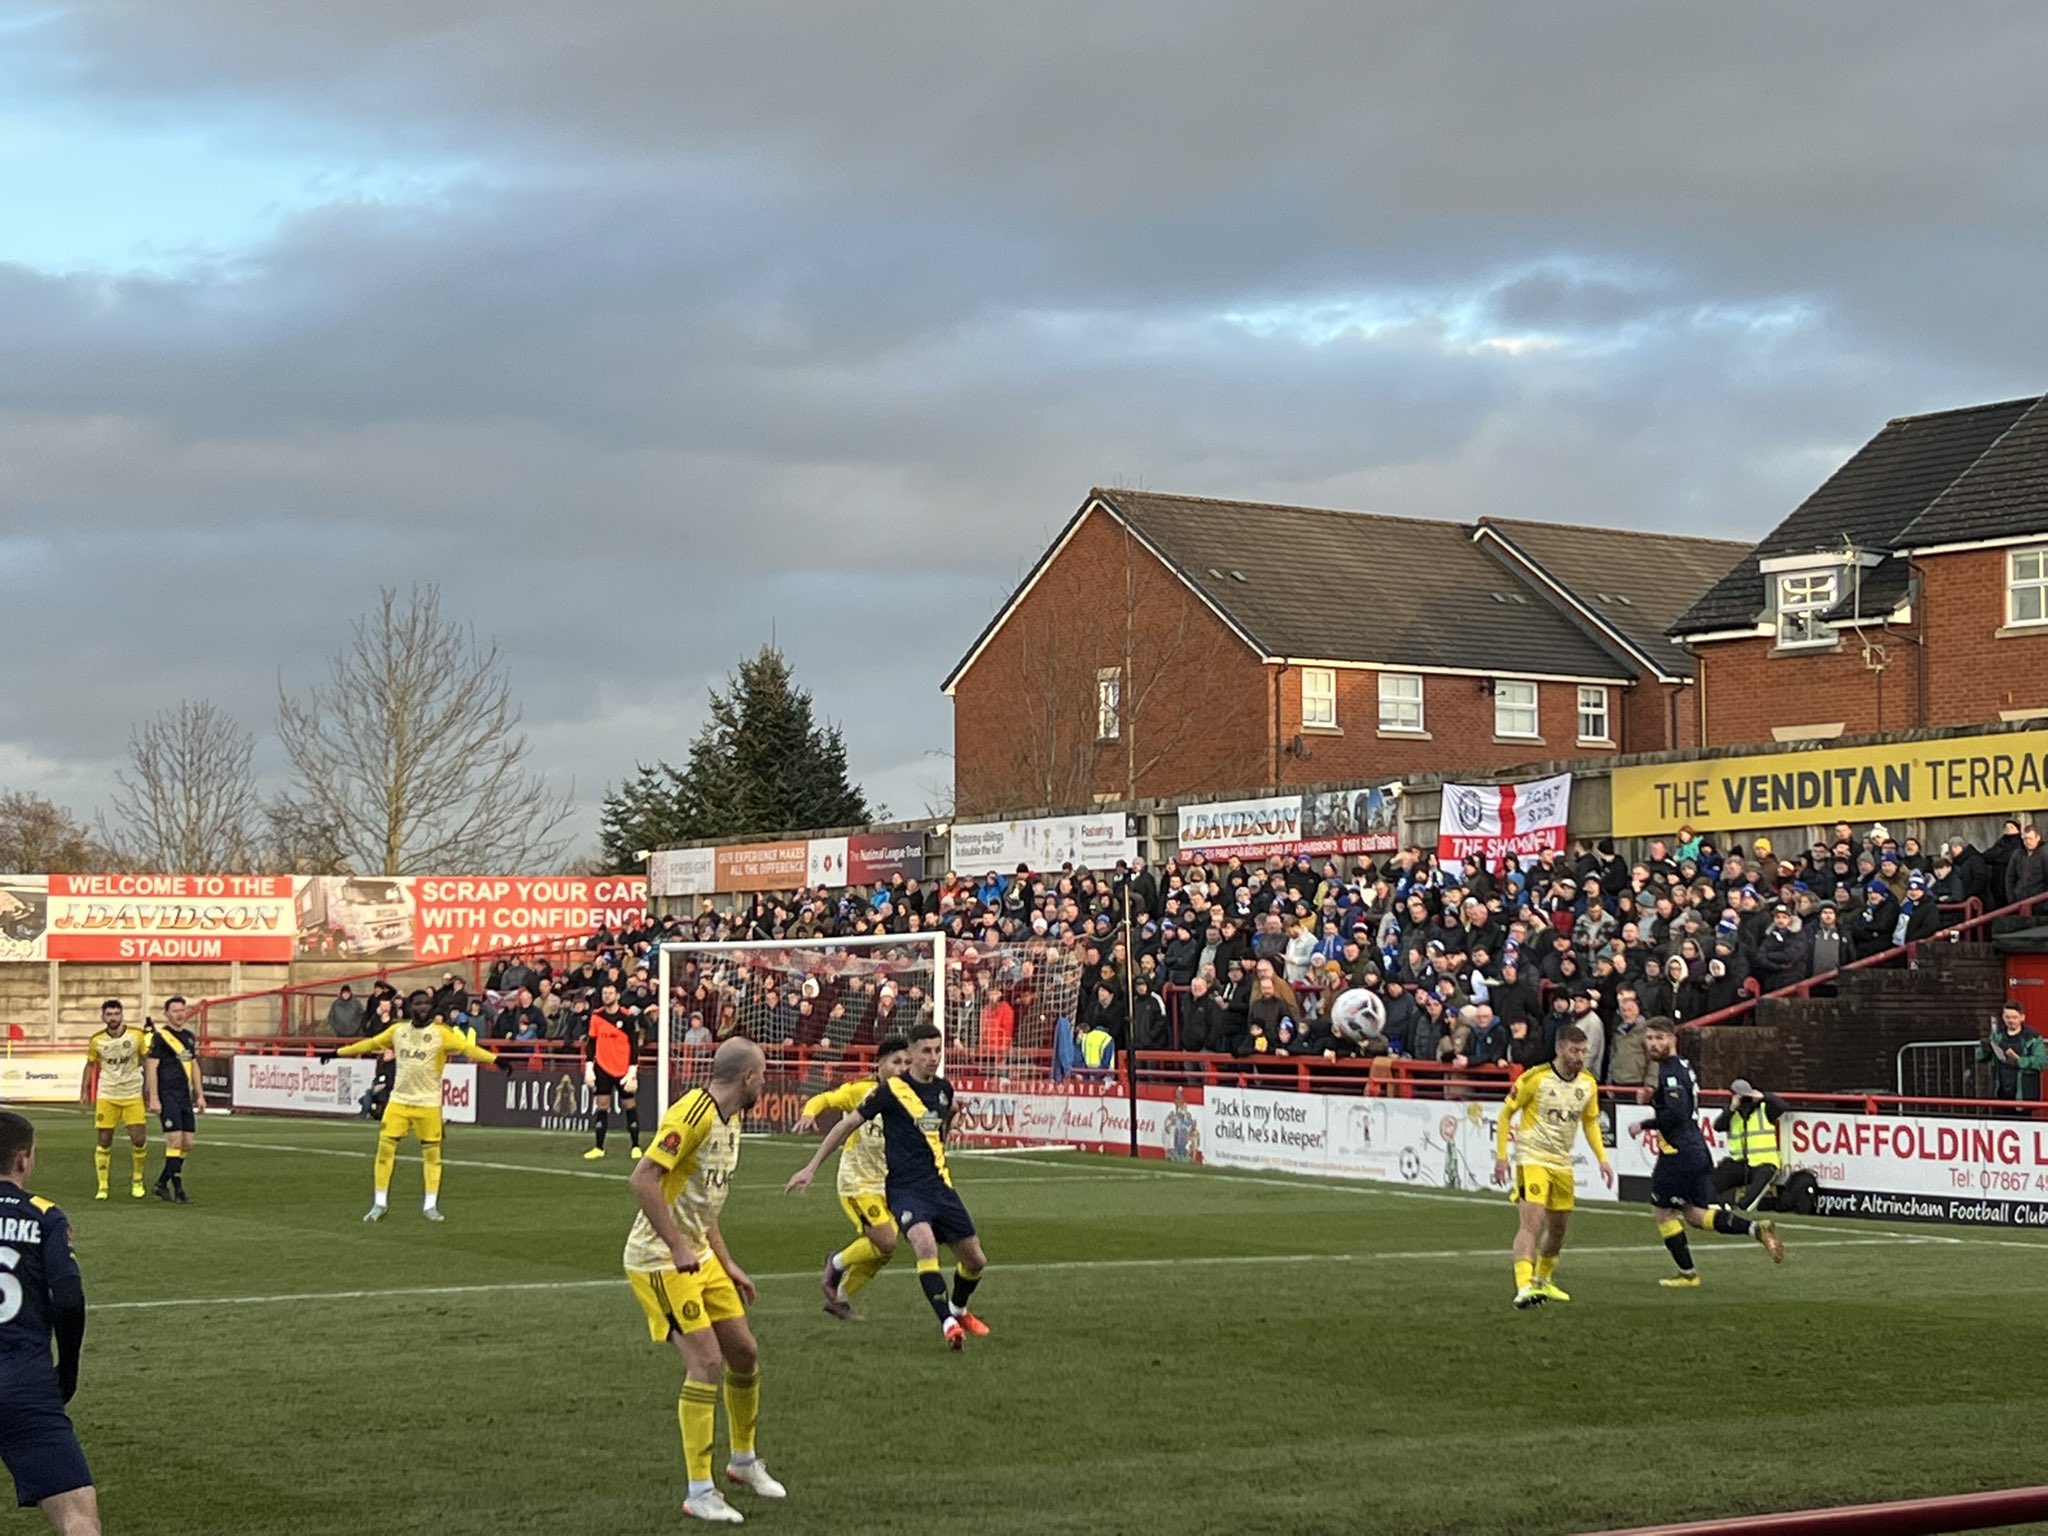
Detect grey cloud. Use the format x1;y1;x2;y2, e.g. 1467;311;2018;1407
6;2;2048;851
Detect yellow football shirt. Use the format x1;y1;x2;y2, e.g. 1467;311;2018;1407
801;1079;888;1198
623;1087;741;1272
337;1021;497;1107
1495;1063;1607;1173
89;1027;145;1102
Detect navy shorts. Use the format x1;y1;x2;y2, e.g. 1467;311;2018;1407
890;1182;977;1246
158;1096;196;1135
1651;1145;1716;1211
0;1388;91;1508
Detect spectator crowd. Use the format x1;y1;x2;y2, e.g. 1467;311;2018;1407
315;815;2035;1093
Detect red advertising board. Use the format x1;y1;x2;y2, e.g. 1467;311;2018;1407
46;874;299;962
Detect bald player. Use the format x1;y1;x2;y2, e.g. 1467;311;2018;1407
624;1038;786;1525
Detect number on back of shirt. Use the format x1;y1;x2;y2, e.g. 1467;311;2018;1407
0;1246;21;1326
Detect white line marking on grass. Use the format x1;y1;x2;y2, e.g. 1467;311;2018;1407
93;1234;1942;1314
202;1138;1129;1189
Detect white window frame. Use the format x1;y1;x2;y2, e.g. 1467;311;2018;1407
1577;684;1611;743
1377;672;1424;733
1775;569;1839;649
1096;667;1121;741
2009;547;2048;627
1301;666;1337;729
1494;679;1539;739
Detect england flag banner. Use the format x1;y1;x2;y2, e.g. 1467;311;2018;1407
1436;773;1573;869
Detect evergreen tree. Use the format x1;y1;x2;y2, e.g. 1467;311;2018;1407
597;647;871;870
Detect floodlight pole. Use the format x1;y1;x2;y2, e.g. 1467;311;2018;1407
1124;880;1138;1159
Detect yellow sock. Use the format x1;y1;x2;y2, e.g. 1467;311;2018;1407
1513;1258;1533;1289
679;1380;719;1485
373;1136;399;1195
1534;1254;1558;1282
723;1368;759;1458
93;1145;111;1191
835;1236;885;1297
1656;1216;1684;1239
131;1144;148;1184
421;1143;443;1196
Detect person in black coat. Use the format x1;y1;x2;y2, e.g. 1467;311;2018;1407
1749;906;1812;992
1178;976;1224;1053
1849;883;1900;954
1987;820;2025;901
2006;825;2048;909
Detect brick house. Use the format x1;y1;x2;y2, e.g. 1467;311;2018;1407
943;488;1746;816
1670;394;2048;746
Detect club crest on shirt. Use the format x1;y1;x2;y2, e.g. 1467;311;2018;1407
659;1132;682;1154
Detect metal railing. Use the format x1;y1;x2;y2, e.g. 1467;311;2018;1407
1895;1040;1982;1099
1684;893;2041;1030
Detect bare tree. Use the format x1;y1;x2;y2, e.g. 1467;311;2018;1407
277;585;574;874
259;795;353;875
0;791;112;873
102;700;260;872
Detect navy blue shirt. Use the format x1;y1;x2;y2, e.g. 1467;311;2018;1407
1651;1056;1706;1156
0;1180;79;1389
858;1075;957;1193
149;1025;199;1101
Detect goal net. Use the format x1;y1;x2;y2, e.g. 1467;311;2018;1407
654;933;1086;1124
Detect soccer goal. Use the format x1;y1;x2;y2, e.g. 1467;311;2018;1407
653;931;1086;1122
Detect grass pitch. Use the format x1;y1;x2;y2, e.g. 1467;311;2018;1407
28;1108;2048;1535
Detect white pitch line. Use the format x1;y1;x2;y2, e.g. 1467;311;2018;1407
199;1138;1125;1189
90;1234;1946;1314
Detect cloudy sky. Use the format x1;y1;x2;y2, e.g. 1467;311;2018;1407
5;2;2046;859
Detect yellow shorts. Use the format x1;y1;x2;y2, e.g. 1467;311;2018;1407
380;1103;444;1144
1514;1164;1576;1212
628;1254;745;1341
840;1193;894;1235
95;1097;146;1130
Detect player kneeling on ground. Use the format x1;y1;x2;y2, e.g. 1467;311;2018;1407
625;1037;785;1525
1493;1022;1612;1309
0;1111;100;1535
1636;1018;1785;1286
786;1022;989;1350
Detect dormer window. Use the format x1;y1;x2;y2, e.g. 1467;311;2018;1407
1775;569;1839;649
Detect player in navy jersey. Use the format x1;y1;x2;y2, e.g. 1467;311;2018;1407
145;996;206;1203
787;1021;991;1349
0;1111;98;1534
1636;1018;1784;1287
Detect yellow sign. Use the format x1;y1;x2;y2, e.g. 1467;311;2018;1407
1611;729;2048;838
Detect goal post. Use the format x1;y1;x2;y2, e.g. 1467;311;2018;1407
652;930;1085;1125
657;932;941;1119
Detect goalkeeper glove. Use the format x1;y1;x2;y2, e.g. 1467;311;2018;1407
494;1054;520;1073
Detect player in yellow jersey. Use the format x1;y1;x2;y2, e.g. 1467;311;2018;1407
625;1037;785;1525
795;1033;910;1321
331;989;506;1222
79;1000;148;1201
1493;1022;1612;1310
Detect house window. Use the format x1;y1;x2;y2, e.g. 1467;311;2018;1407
1776;570;1838;648
1577;685;1611;742
1302;667;1337;728
1378;672;1424;733
1495;679;1539;738
2010;548;2048;626
1096;667;1120;740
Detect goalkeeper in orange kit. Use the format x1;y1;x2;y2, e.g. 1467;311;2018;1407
583;982;644;1160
